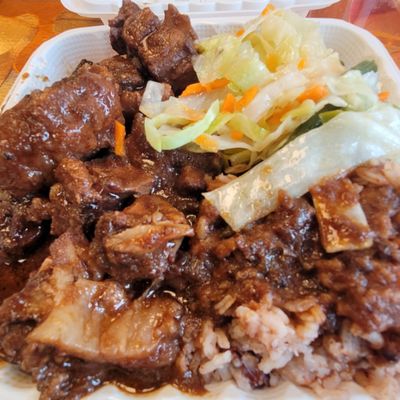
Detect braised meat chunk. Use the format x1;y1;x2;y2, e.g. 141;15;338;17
109;0;142;55
90;195;194;283
0;232;89;366
192;194;322;318
108;0;162;58
0;190;50;301
99;55;146;115
122;7;161;56
109;1;198;94
138;5;198;93
0;232;186;398
0;191;50;265
0;242;50;304
316;165;400;341
29;285;184;369
49;157;153;236
0;64;122;197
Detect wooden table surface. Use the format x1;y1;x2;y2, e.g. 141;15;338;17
0;0;399;104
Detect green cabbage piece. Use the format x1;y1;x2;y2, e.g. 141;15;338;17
204;104;400;231
145;101;220;151
195;34;270;92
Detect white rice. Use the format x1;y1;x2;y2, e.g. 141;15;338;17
194;292;400;400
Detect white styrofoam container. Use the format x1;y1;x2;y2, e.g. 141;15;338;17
60;0;340;23
0;17;400;400
2;17;400;112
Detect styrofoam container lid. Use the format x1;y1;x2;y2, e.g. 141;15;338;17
60;0;340;23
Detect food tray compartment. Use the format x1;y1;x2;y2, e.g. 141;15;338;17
1;16;399;400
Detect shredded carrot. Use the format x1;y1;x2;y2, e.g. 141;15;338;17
114;120;126;157
297;85;329;103
236;27;245;37
180;83;206;97
261;3;275;16
297;57;307;70
221;93;237;113
267;101;298;126
235;86;260;111
378;91;390;102
204;78;230;92
195;134;218;152
181;79;230;97
230;131;244;141
265;52;279;72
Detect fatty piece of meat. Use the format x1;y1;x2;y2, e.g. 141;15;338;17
0;231;184;399
0;232;88;365
99;55;146;115
310;177;373;253
90;195;194;283
0;190;50;265
126;114;223;214
28;281;184;369
138;4;198;93
49;157;153;236
0;64;122;197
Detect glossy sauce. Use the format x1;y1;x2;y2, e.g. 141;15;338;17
0;243;49;304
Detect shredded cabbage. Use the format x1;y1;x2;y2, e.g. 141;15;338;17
204;104;400;231
195;35;270;91
327;70;379;111
144;101;220;151
140;8;389;174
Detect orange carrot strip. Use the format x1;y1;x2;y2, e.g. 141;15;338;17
297;85;329;103
236;27;245;37
180;83;206;97
221;93;237;113
230;131;244;140
297;57;306;70
114;120;126;157
235;86;260;111
378;91;390;101
267;101;299;126
261;3;275;16
195;134;218;152
204;78;230;91
181;79;230;97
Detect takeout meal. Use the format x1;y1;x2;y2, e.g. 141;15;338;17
0;1;400;399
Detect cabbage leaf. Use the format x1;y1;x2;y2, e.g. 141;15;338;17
204;104;400;231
